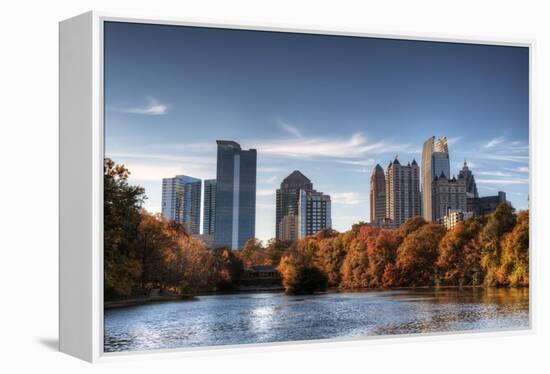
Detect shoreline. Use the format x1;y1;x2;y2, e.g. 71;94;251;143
104;285;527;309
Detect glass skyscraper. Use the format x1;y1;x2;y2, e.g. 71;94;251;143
202;179;217;235
213;140;257;249
421;136;451;222
161;175;202;235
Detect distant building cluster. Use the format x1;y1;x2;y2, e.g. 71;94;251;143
162;140;257;250
370;135;511;229
161;141;332;250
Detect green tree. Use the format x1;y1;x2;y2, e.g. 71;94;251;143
103;158;145;298
265;238;289;266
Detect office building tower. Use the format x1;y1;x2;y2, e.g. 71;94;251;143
386;157;421;227
432;173;467;222
421;136;451;222
202;179;216;235
276;171;313;241
369;164;386;223
459;161;479;198
298;189;332;239
213;140;257;249
161;175;201;234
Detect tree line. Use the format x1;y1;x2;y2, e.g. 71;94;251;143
104;159;529;299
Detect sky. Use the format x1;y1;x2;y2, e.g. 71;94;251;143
104;21;529;243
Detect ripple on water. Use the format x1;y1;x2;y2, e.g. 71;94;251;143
104;288;529;352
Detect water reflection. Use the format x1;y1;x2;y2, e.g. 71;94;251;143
104;288;529;352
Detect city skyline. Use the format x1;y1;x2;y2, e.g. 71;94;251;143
104;22;529;243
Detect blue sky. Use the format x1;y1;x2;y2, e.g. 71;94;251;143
104;21;529;243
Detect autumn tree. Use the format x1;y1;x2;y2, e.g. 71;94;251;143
316;235;347;287
104;158;145;298
265;238;290;266
240;238;270;268
277;239;327;294
210;247;244;291
394;223;446;286
368;230;399;287
480;203;516;286
498;210;529;286
436;218;483;286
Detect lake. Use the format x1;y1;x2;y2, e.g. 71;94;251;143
104;288;529;353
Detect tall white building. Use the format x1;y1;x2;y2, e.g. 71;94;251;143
421;136;451;222
386;157;421;227
298;189;331;239
161;175;202;235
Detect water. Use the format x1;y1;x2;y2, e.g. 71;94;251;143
104;288;529;352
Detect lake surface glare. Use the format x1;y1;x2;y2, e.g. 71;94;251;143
104;288;529;352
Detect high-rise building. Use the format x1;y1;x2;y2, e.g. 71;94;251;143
369;164;386;224
276;171;313;241
459;161;479;198
213;140;257;250
432;173;467;222
298;189;331;239
385;157;421;227
421;136;451;222
161;175;202;234
202;179;216;235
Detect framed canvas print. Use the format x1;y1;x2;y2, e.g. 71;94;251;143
59;11;532;362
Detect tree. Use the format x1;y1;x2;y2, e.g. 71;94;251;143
316;235;347;287
210;247;244;291
277;239;326;294
265;238;290;266
103;158;146;298
436;218;483;286
240;238;269;268
368;230;399;287
340;238;369;289
498;210;529;286
395;223;446;286
480;203;516;286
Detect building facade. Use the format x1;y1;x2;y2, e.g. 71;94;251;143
385;157;421;227
467;191;509;216
276;171;313;241
421;136;451;222
202;179;216;235
459;161;479;198
369;164;386;224
161;175;202;235
298;189;332;238
443;209;474;230
432;173;467;223
213;140;257;250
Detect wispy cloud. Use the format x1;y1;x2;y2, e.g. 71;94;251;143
505;166;529;173
278;120;302;138
476;171;513;177
483;136;506;149
476;178;529;185
114;97;168;115
330;192;368;205
257;189;276;197
256;133;409;159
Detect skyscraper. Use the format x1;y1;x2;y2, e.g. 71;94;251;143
213;140;257;249
386;157;421;227
369;164;386;223
432;173;467;222
276;171;313;241
202;179;216;235
298;189;331;239
421;136;451;222
161;175;202;234
459;161;479;198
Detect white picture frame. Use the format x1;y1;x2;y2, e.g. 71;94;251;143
59;10;534;363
